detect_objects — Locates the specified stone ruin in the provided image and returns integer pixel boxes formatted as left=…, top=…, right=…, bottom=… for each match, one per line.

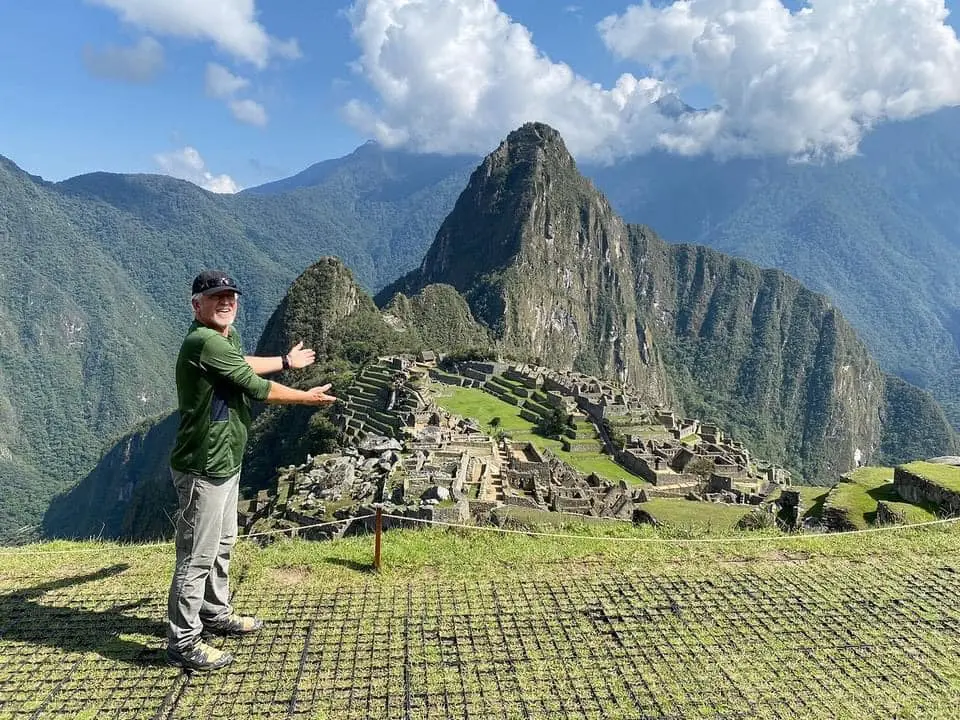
left=240, top=353, right=792, bottom=540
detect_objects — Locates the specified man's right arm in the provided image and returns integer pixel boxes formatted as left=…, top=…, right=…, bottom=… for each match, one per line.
left=200, top=334, right=336, bottom=407
left=265, top=381, right=337, bottom=406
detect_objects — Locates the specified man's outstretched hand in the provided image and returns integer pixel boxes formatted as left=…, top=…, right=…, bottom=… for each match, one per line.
left=305, top=383, right=337, bottom=405
left=287, top=341, right=316, bottom=369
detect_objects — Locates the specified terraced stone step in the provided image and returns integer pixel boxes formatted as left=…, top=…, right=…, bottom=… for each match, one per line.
left=484, top=384, right=522, bottom=406
left=462, top=367, right=492, bottom=383
left=348, top=386, right=386, bottom=402
left=361, top=415, right=397, bottom=438
left=429, top=369, right=465, bottom=386
left=361, top=366, right=396, bottom=382
left=564, top=425, right=599, bottom=440
left=522, top=400, right=554, bottom=418
left=561, top=439, right=604, bottom=453
left=485, top=375, right=516, bottom=394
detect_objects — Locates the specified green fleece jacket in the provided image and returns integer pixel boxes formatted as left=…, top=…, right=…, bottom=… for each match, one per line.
left=169, top=321, right=271, bottom=478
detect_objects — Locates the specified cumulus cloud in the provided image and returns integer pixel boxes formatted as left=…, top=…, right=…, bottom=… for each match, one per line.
left=154, top=146, right=241, bottom=193
left=345, top=0, right=674, bottom=160
left=205, top=62, right=249, bottom=98
left=599, top=0, right=960, bottom=159
left=82, top=36, right=164, bottom=83
left=86, top=0, right=299, bottom=68
left=345, top=0, right=960, bottom=161
left=228, top=98, right=269, bottom=126
left=203, top=62, right=268, bottom=126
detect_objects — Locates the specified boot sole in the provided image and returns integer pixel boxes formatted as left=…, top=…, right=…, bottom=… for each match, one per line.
left=166, top=654, right=234, bottom=672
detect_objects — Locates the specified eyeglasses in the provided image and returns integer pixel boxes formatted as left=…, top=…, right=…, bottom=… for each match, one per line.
left=202, top=277, right=237, bottom=291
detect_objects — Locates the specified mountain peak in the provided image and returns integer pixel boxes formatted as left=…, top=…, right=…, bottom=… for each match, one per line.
left=503, top=122, right=568, bottom=150
left=488, top=122, right=577, bottom=174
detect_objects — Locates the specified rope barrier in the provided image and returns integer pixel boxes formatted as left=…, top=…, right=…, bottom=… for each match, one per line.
left=0, top=515, right=376, bottom=557
left=0, top=510, right=957, bottom=556
left=244, top=514, right=376, bottom=539
left=377, top=512, right=960, bottom=544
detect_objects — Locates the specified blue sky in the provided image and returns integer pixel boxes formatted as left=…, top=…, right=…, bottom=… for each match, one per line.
left=2, top=0, right=959, bottom=191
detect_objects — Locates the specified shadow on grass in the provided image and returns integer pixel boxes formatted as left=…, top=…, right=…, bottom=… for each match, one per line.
left=0, top=564, right=168, bottom=666
left=801, top=487, right=832, bottom=521
left=865, top=483, right=942, bottom=521
left=322, top=557, right=375, bottom=573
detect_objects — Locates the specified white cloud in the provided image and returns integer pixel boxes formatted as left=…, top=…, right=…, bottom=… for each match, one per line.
left=598, top=0, right=960, bottom=159
left=154, top=146, right=241, bottom=193
left=86, top=0, right=298, bottom=68
left=345, top=0, right=674, bottom=160
left=205, top=62, right=249, bottom=98
left=344, top=0, right=960, bottom=161
left=82, top=36, right=164, bottom=83
left=228, top=98, right=269, bottom=126
left=203, top=62, right=268, bottom=126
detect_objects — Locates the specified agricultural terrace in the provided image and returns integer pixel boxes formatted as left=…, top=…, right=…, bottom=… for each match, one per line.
left=2, top=522, right=960, bottom=719
left=823, top=467, right=938, bottom=530
left=432, top=383, right=644, bottom=486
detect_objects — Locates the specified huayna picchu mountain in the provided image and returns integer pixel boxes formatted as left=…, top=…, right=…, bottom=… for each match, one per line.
left=377, top=123, right=671, bottom=406
left=378, top=123, right=956, bottom=482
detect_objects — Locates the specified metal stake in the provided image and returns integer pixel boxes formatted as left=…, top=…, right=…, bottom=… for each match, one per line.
left=374, top=505, right=383, bottom=572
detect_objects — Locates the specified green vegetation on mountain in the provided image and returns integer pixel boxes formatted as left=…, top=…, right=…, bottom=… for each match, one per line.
left=381, top=284, right=491, bottom=353
left=588, top=107, right=960, bottom=428
left=878, top=376, right=958, bottom=466
left=0, top=145, right=470, bottom=539
left=633, top=230, right=896, bottom=482
left=42, top=413, right=178, bottom=542
left=0, top=158, right=180, bottom=541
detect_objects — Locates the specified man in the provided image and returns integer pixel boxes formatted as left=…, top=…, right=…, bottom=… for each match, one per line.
left=166, top=270, right=336, bottom=672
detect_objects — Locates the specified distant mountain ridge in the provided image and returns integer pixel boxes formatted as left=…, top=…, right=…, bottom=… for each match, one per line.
left=587, top=107, right=960, bottom=425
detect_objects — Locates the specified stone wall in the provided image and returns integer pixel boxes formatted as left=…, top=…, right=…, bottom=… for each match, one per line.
left=894, top=466, right=960, bottom=515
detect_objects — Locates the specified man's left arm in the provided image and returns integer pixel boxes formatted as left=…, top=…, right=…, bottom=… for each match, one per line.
left=245, top=341, right=316, bottom=376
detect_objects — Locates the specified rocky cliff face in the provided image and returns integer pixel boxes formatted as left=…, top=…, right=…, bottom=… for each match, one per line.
left=630, top=228, right=884, bottom=479
left=379, top=122, right=951, bottom=481
left=379, top=124, right=671, bottom=406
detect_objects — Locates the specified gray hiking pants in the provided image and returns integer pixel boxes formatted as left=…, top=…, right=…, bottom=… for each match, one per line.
left=166, top=467, right=240, bottom=652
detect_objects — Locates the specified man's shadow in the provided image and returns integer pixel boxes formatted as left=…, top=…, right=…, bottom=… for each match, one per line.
left=0, top=563, right=169, bottom=666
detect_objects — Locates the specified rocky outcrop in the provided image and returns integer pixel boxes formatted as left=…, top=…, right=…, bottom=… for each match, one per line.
left=876, top=501, right=906, bottom=526
left=378, top=123, right=671, bottom=405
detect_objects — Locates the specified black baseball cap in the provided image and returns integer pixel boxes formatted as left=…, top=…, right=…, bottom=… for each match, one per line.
left=192, top=270, right=242, bottom=296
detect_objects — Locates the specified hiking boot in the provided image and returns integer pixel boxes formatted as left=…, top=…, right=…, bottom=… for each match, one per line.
left=166, top=641, right=233, bottom=672
left=203, top=613, right=264, bottom=637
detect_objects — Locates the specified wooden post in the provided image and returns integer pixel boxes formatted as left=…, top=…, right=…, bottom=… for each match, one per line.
left=373, top=505, right=383, bottom=572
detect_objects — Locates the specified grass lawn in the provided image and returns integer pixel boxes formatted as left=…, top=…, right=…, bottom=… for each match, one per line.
left=433, top=384, right=648, bottom=486
left=824, top=467, right=894, bottom=529
left=5, top=526, right=960, bottom=718
left=642, top=498, right=752, bottom=530
left=821, top=466, right=936, bottom=529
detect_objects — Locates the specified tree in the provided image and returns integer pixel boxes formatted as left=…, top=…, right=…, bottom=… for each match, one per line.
left=686, top=456, right=715, bottom=494
left=537, top=408, right=568, bottom=440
